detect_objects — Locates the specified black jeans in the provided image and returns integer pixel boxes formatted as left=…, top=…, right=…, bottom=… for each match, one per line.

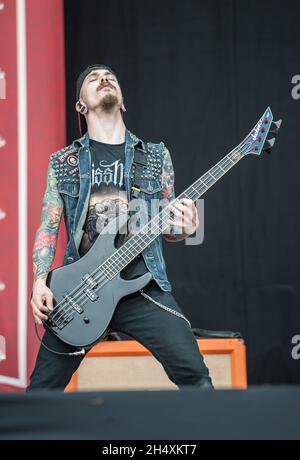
left=27, top=280, right=213, bottom=391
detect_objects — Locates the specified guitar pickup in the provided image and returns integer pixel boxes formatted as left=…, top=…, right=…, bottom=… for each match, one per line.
left=84, top=288, right=99, bottom=302
left=82, top=273, right=98, bottom=289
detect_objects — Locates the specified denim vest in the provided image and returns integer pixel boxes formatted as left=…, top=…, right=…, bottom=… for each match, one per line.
left=50, top=128, right=172, bottom=292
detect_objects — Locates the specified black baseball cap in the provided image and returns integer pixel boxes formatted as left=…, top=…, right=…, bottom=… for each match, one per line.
left=76, top=64, right=117, bottom=136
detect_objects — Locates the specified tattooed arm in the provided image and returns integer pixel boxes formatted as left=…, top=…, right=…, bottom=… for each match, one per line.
left=32, top=160, right=63, bottom=281
left=161, top=147, right=198, bottom=242
left=31, top=160, right=63, bottom=324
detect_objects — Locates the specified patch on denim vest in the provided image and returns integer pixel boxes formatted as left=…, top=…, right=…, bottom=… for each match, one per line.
left=50, top=144, right=80, bottom=184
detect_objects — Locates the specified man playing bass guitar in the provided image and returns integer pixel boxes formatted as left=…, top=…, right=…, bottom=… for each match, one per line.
left=27, top=64, right=213, bottom=391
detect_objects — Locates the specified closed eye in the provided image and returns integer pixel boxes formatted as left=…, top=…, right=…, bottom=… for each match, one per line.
left=88, top=75, right=116, bottom=83
left=89, top=74, right=116, bottom=83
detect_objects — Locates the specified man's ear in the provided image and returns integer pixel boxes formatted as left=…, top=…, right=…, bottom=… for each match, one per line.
left=121, top=102, right=126, bottom=113
left=75, top=100, right=87, bottom=114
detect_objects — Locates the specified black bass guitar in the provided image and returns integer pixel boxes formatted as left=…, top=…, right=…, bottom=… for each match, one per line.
left=44, top=107, right=281, bottom=348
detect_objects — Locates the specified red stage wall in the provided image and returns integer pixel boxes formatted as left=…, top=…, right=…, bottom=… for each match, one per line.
left=0, top=0, right=66, bottom=391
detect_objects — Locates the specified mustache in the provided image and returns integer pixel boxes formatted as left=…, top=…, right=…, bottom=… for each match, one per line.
left=97, top=82, right=114, bottom=92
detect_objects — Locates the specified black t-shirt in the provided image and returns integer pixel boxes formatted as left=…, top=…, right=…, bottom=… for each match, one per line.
left=78, top=139, right=147, bottom=279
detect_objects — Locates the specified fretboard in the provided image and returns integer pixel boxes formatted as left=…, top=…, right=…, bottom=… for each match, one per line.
left=101, top=147, right=243, bottom=279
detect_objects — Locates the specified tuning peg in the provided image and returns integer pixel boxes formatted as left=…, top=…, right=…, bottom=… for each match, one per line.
left=269, top=119, right=282, bottom=135
left=264, top=137, right=276, bottom=154
left=265, top=138, right=276, bottom=148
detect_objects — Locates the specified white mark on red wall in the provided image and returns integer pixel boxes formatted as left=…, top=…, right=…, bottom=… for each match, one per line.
left=0, top=336, right=6, bottom=362
left=0, top=69, right=5, bottom=100
left=0, top=208, right=6, bottom=220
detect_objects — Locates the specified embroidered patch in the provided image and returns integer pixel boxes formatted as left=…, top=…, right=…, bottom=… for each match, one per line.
left=68, top=166, right=79, bottom=175
left=56, top=147, right=77, bottom=163
left=66, top=154, right=78, bottom=167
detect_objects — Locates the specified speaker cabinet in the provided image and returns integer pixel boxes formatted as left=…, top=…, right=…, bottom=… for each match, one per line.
left=66, top=338, right=247, bottom=391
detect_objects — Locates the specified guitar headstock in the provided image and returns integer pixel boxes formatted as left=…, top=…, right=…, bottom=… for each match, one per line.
left=239, top=107, right=282, bottom=156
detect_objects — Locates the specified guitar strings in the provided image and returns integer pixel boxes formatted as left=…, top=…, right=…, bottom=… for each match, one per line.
left=50, top=146, right=244, bottom=326
left=50, top=147, right=244, bottom=326
left=49, top=146, right=246, bottom=326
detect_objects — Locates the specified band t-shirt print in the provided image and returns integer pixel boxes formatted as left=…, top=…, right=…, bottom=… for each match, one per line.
left=78, top=139, right=147, bottom=278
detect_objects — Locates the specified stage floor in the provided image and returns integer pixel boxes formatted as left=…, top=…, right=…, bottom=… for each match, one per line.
left=0, top=386, right=299, bottom=440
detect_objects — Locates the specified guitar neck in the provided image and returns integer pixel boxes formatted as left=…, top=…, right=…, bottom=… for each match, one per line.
left=102, top=147, right=244, bottom=278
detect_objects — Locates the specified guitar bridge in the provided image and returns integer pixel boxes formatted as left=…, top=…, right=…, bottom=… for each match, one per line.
left=65, top=294, right=83, bottom=314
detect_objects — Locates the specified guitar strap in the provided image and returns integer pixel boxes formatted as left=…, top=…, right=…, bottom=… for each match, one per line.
left=129, top=145, right=192, bottom=326
left=130, top=142, right=149, bottom=199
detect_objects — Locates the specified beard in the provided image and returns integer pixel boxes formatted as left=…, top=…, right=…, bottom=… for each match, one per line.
left=99, top=93, right=119, bottom=112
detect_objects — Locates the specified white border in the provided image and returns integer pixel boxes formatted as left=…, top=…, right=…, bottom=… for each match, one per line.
left=0, top=0, right=27, bottom=388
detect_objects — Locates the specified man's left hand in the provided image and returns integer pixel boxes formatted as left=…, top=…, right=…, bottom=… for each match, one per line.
left=167, top=198, right=199, bottom=237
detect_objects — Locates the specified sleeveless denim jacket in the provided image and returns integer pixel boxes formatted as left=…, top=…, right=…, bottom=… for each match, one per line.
left=49, top=129, right=172, bottom=292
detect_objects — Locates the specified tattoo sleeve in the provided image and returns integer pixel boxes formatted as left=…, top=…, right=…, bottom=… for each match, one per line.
left=161, top=147, right=186, bottom=242
left=32, top=160, right=64, bottom=281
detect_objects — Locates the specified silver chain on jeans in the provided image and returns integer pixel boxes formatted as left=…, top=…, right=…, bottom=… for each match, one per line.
left=139, top=289, right=192, bottom=328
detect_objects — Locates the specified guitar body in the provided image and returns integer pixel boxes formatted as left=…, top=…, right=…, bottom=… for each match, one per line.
left=44, top=213, right=152, bottom=348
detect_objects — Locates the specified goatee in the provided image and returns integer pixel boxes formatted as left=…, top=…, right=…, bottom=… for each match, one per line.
left=99, top=93, right=119, bottom=112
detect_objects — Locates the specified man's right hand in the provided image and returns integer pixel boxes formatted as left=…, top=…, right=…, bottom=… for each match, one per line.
left=31, top=279, right=54, bottom=325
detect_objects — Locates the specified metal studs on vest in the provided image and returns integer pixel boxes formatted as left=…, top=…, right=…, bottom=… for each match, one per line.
left=50, top=144, right=80, bottom=186
left=138, top=148, right=161, bottom=181
left=141, top=144, right=163, bottom=181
